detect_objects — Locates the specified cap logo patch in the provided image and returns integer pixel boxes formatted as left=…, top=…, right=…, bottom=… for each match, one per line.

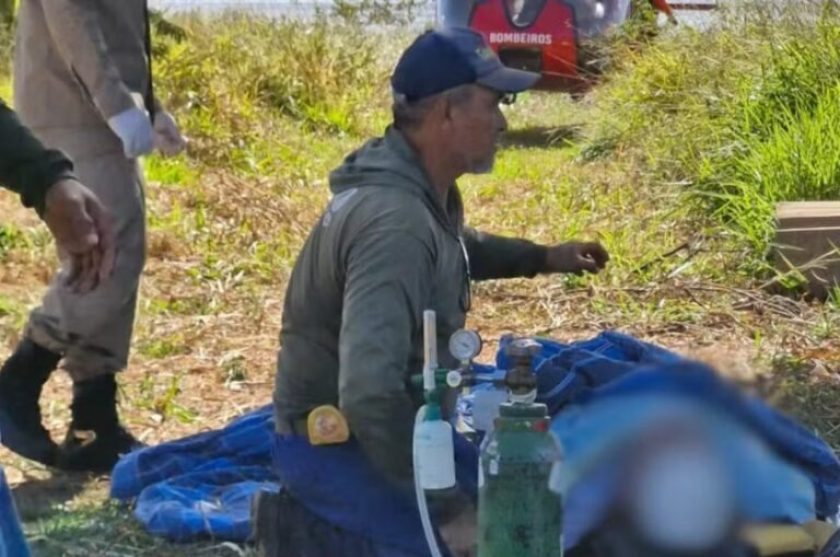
left=476, top=46, right=496, bottom=60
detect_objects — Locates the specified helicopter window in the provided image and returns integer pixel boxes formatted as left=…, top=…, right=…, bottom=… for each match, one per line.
left=566, top=0, right=633, bottom=36
left=504, top=0, right=547, bottom=28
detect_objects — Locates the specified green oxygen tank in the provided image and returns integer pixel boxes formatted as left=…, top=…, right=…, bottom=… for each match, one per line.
left=478, top=338, right=563, bottom=557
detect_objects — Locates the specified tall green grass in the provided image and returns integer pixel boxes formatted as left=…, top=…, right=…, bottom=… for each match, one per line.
left=586, top=0, right=840, bottom=276
left=151, top=13, right=406, bottom=177
left=705, top=19, right=840, bottom=258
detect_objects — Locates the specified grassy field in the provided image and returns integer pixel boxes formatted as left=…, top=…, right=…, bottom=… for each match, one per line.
left=2, top=2, right=840, bottom=555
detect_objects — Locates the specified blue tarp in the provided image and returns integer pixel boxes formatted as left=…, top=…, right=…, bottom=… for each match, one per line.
left=110, top=331, right=840, bottom=548
left=0, top=467, right=30, bottom=557
left=111, top=407, right=278, bottom=541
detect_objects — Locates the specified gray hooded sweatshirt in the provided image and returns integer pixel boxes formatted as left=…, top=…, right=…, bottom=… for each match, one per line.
left=274, top=127, right=548, bottom=486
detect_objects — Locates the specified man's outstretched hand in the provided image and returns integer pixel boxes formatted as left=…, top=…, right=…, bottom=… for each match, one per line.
left=43, top=179, right=116, bottom=294
left=545, top=241, right=609, bottom=276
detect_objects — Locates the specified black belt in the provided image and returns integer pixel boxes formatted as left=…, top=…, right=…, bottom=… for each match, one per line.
left=277, top=415, right=309, bottom=438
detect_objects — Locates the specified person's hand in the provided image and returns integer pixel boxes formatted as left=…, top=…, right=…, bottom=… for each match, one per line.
left=545, top=241, right=609, bottom=275
left=153, top=111, right=187, bottom=157
left=43, top=179, right=116, bottom=293
left=107, top=107, right=154, bottom=159
left=439, top=502, right=477, bottom=557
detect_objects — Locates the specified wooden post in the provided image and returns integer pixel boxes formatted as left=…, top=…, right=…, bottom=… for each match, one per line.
left=773, top=201, right=840, bottom=300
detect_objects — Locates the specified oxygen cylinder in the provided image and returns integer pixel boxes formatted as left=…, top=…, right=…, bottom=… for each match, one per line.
left=478, top=338, right=563, bottom=557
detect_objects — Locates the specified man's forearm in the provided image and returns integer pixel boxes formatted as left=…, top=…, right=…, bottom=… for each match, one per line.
left=462, top=227, right=548, bottom=281
left=0, top=102, right=76, bottom=216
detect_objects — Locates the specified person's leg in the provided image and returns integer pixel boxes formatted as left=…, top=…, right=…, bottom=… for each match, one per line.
left=0, top=339, right=62, bottom=465
left=254, top=433, right=460, bottom=556
left=14, top=151, right=147, bottom=472
left=54, top=152, right=146, bottom=472
left=252, top=488, right=437, bottom=557
left=0, top=147, right=144, bottom=467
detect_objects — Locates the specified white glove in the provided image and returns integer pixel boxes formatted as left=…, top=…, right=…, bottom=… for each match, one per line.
left=107, top=107, right=155, bottom=159
left=153, top=111, right=187, bottom=157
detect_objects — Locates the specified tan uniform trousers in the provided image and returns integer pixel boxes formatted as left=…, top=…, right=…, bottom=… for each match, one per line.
left=24, top=128, right=146, bottom=382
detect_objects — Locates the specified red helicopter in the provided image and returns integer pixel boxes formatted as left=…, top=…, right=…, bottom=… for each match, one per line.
left=438, top=0, right=716, bottom=93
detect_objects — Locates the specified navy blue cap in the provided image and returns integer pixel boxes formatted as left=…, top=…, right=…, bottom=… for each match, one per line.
left=391, top=27, right=540, bottom=103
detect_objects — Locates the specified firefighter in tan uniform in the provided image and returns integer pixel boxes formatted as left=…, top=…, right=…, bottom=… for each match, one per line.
left=0, top=0, right=186, bottom=472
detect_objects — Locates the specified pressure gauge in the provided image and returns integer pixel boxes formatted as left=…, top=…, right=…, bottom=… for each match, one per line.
left=449, top=329, right=482, bottom=361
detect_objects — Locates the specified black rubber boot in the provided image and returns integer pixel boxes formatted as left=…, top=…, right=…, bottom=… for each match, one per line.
left=56, top=374, right=141, bottom=473
left=0, top=338, right=61, bottom=466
